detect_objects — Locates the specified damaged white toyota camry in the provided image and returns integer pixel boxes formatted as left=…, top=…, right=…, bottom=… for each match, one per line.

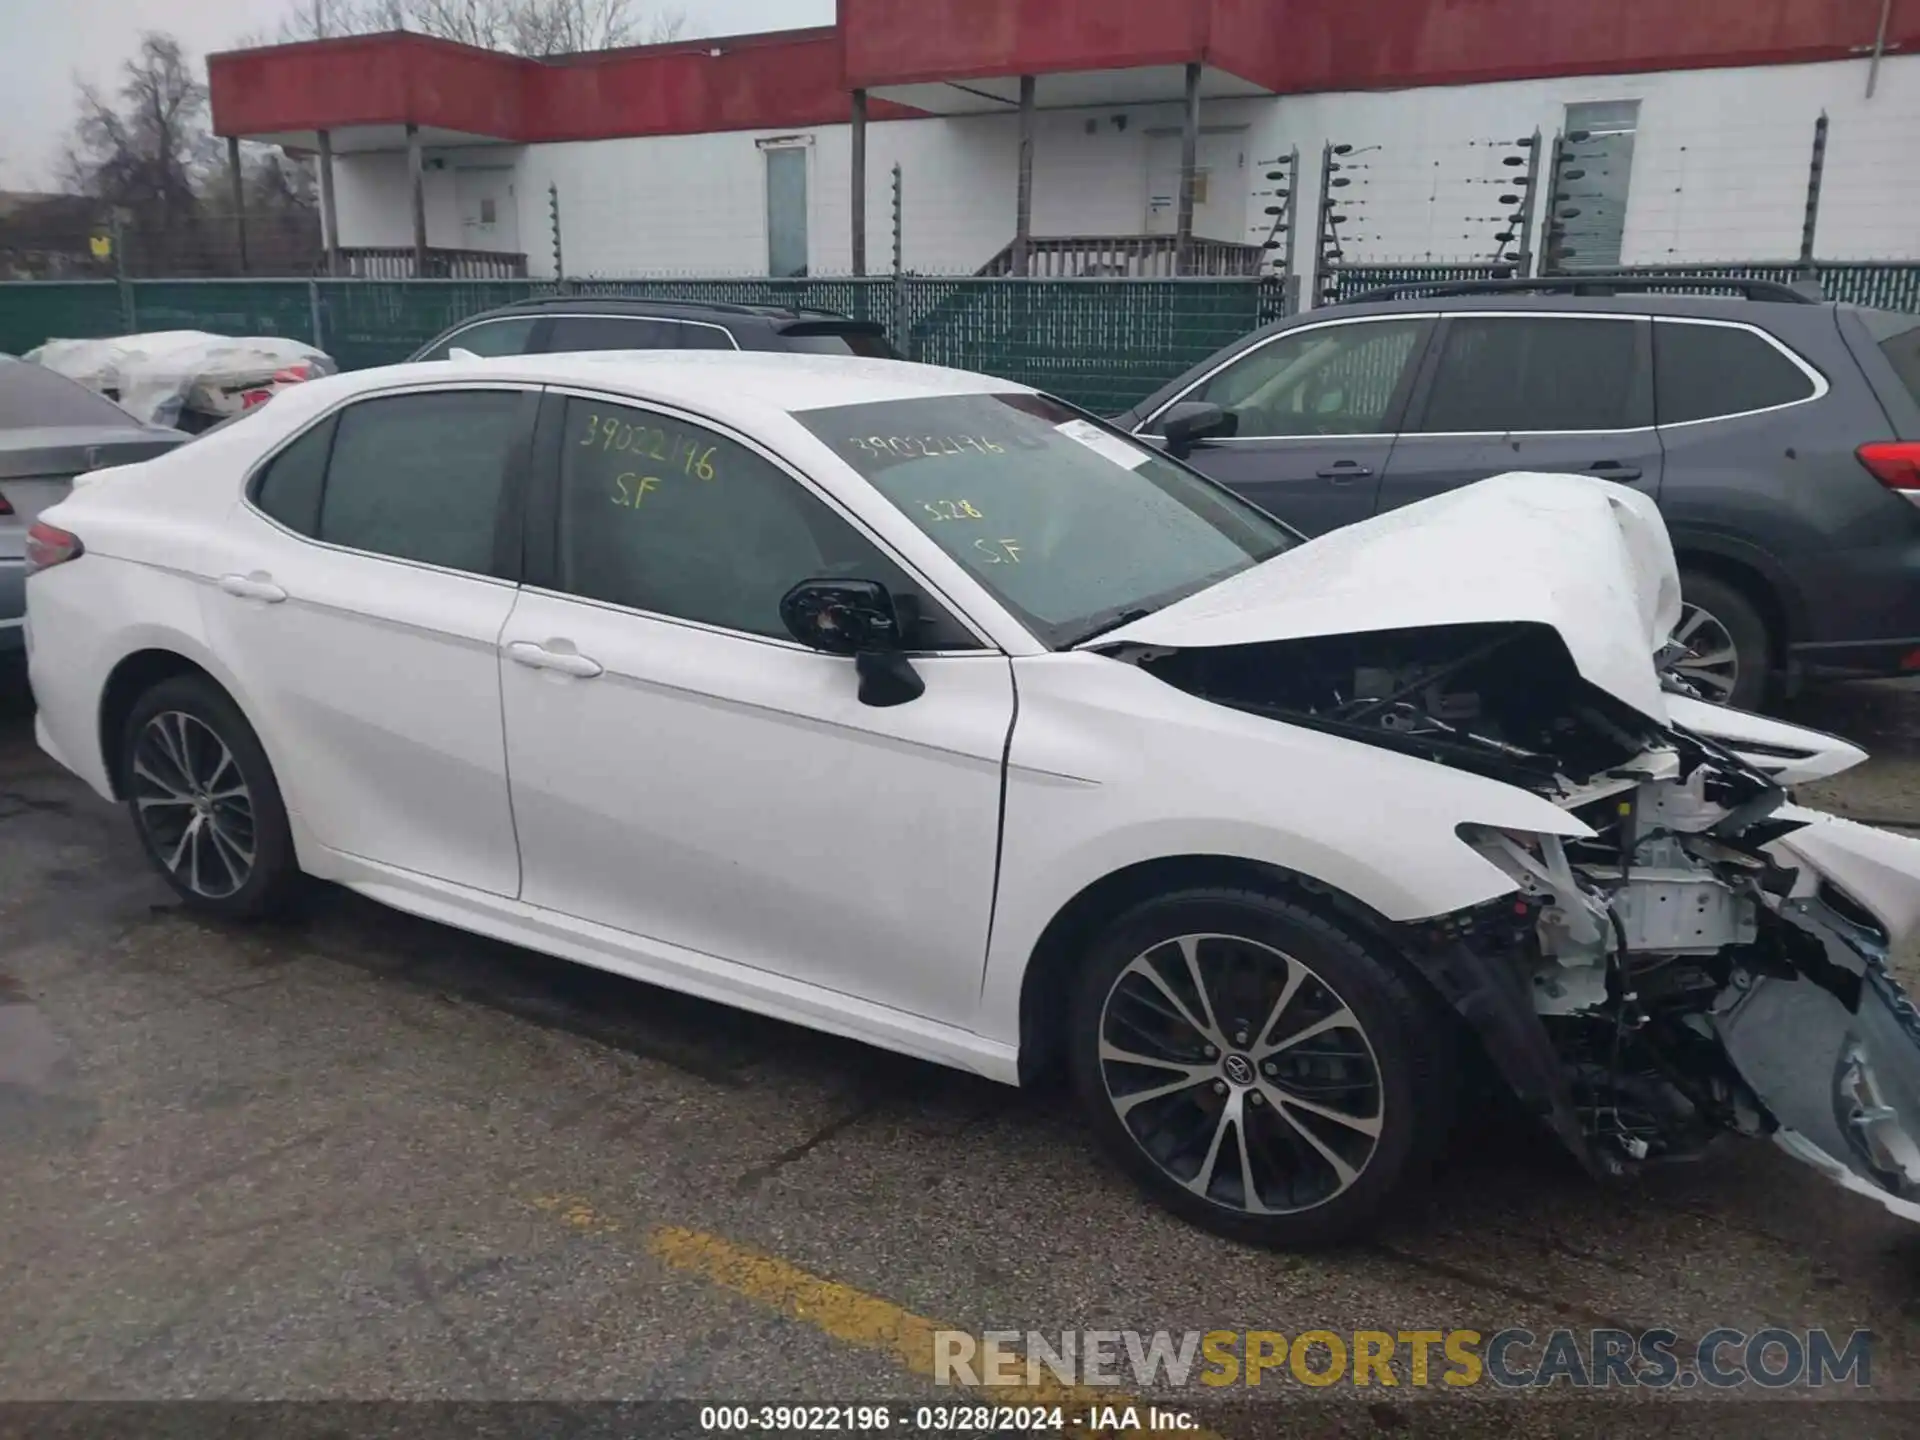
left=23, top=352, right=1920, bottom=1246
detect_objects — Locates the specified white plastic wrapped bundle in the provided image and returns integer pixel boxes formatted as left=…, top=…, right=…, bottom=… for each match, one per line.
left=26, top=331, right=337, bottom=429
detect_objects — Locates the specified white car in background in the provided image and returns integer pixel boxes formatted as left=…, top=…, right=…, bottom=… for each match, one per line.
left=23, top=351, right=1920, bottom=1245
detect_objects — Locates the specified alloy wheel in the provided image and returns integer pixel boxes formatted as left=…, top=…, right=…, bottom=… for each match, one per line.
left=1097, top=933, right=1384, bottom=1215
left=1668, top=602, right=1740, bottom=705
left=130, top=711, right=257, bottom=900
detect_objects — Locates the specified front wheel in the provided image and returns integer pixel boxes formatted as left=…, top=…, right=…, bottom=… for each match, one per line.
left=121, top=674, right=300, bottom=918
left=1068, top=887, right=1454, bottom=1247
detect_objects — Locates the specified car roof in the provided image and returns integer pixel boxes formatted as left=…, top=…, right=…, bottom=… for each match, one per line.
left=327, top=350, right=1029, bottom=423
left=463, top=296, right=872, bottom=324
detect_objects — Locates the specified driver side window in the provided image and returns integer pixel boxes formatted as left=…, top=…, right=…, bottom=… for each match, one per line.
left=1179, top=318, right=1426, bottom=438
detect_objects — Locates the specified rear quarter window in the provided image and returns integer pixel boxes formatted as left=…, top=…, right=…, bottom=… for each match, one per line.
left=1654, top=321, right=1819, bottom=424
left=1877, top=321, right=1920, bottom=409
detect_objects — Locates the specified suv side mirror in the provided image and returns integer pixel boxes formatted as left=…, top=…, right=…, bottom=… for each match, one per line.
left=1159, top=401, right=1238, bottom=458
left=779, top=579, right=926, bottom=707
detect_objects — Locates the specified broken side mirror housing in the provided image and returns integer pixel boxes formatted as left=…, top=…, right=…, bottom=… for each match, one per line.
left=778, top=578, right=926, bottom=708
left=1159, top=401, right=1238, bottom=458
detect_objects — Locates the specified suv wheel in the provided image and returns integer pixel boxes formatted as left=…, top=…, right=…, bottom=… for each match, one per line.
left=1673, top=572, right=1771, bottom=710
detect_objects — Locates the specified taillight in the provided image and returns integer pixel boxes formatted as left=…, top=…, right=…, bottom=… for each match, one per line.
left=24, top=521, right=83, bottom=574
left=0, top=490, right=13, bottom=515
left=1858, top=441, right=1920, bottom=504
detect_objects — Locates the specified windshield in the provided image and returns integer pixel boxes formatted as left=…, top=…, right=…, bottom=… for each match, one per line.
left=792, top=392, right=1296, bottom=647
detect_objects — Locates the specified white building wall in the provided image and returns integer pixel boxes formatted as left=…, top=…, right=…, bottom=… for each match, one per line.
left=1243, top=53, right=1920, bottom=300
left=332, top=154, right=478, bottom=253
left=324, top=53, right=1919, bottom=283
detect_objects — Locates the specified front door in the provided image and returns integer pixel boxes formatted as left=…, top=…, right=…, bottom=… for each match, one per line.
left=198, top=385, right=538, bottom=896
left=498, top=391, right=1014, bottom=1025
left=1134, top=315, right=1433, bottom=537
left=1376, top=313, right=1664, bottom=515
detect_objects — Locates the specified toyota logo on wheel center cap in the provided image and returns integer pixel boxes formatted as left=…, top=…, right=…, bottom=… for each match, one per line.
left=1222, top=1053, right=1256, bottom=1087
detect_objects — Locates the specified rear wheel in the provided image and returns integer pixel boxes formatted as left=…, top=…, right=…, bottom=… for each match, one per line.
left=1068, top=887, right=1453, bottom=1247
left=121, top=675, right=299, bottom=918
left=1673, top=571, right=1772, bottom=710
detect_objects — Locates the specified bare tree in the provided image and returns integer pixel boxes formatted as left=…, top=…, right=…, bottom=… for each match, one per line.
left=275, top=0, right=363, bottom=39
left=66, top=33, right=215, bottom=273
left=246, top=0, right=685, bottom=54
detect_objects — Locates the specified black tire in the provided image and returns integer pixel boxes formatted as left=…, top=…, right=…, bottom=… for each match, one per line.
left=1068, top=886, right=1454, bottom=1248
left=1675, top=571, right=1773, bottom=711
left=121, top=674, right=300, bottom=919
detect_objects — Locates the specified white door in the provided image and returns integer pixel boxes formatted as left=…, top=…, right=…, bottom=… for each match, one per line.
left=198, top=386, right=537, bottom=896
left=498, top=392, right=1014, bottom=1025
left=455, top=167, right=520, bottom=252
left=1145, top=129, right=1250, bottom=242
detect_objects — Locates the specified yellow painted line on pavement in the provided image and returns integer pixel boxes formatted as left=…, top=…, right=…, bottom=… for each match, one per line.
left=647, top=1224, right=1227, bottom=1440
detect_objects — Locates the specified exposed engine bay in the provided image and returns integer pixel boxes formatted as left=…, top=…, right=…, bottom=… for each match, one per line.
left=1119, top=620, right=1920, bottom=1221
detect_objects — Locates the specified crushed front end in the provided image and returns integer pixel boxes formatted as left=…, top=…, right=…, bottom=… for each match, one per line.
left=1129, top=620, right=1920, bottom=1220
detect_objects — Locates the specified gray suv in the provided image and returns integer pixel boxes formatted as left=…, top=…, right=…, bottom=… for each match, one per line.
left=1118, top=278, right=1920, bottom=709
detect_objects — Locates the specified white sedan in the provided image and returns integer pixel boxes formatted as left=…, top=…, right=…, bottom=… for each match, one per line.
left=24, top=351, right=1920, bottom=1246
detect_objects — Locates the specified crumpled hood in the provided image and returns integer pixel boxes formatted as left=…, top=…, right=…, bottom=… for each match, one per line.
left=1091, top=472, right=1685, bottom=723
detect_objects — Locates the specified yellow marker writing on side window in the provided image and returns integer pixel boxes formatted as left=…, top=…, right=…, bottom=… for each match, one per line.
left=612, top=474, right=661, bottom=508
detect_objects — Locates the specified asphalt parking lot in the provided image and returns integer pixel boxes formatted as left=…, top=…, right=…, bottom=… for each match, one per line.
left=6, top=668, right=1920, bottom=1437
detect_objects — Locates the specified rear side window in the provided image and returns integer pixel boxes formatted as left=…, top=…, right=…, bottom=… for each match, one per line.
left=418, top=316, right=539, bottom=362
left=1414, top=316, right=1648, bottom=432
left=317, top=391, right=524, bottom=573
left=1877, top=322, right=1920, bottom=409
left=253, top=415, right=336, bottom=535
left=1654, top=321, right=1819, bottom=424
left=548, top=316, right=691, bottom=351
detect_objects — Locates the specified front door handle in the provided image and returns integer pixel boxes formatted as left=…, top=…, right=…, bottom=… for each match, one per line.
left=507, top=641, right=604, bottom=679
left=1316, top=462, right=1373, bottom=482
left=218, top=572, right=287, bottom=603
left=1588, top=461, right=1644, bottom=482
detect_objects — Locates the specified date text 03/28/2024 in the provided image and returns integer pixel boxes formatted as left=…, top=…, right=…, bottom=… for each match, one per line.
left=699, top=1406, right=1198, bottom=1433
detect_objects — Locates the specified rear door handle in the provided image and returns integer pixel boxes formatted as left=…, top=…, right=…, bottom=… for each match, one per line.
left=507, top=641, right=604, bottom=679
left=1316, top=462, right=1374, bottom=482
left=218, top=572, right=287, bottom=603
left=1588, top=462, right=1644, bottom=481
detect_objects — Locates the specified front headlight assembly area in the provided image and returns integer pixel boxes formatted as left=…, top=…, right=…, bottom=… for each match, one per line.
left=1446, top=809, right=1920, bottom=1221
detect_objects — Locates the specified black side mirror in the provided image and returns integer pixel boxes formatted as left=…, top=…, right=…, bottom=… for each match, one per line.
left=779, top=579, right=926, bottom=708
left=1159, top=401, right=1238, bottom=458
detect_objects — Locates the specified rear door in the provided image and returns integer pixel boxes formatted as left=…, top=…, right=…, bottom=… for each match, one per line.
left=1131, top=314, right=1433, bottom=537
left=1375, top=312, right=1663, bottom=514
left=199, top=384, right=538, bottom=896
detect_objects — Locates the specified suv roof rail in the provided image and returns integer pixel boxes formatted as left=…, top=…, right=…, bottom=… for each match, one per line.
left=1345, top=274, right=1825, bottom=305
left=505, top=295, right=794, bottom=318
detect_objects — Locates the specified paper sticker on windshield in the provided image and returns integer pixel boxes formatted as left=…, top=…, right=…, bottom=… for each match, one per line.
left=1056, top=418, right=1149, bottom=471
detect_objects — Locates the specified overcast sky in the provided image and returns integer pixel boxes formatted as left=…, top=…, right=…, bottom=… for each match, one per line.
left=0, top=0, right=836, bottom=189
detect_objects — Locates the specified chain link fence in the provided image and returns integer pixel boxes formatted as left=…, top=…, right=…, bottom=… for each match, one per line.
left=0, top=275, right=1290, bottom=414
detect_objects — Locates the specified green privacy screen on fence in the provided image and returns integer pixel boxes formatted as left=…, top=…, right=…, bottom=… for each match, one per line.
left=5, top=266, right=1915, bottom=414
left=0, top=277, right=1288, bottom=415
